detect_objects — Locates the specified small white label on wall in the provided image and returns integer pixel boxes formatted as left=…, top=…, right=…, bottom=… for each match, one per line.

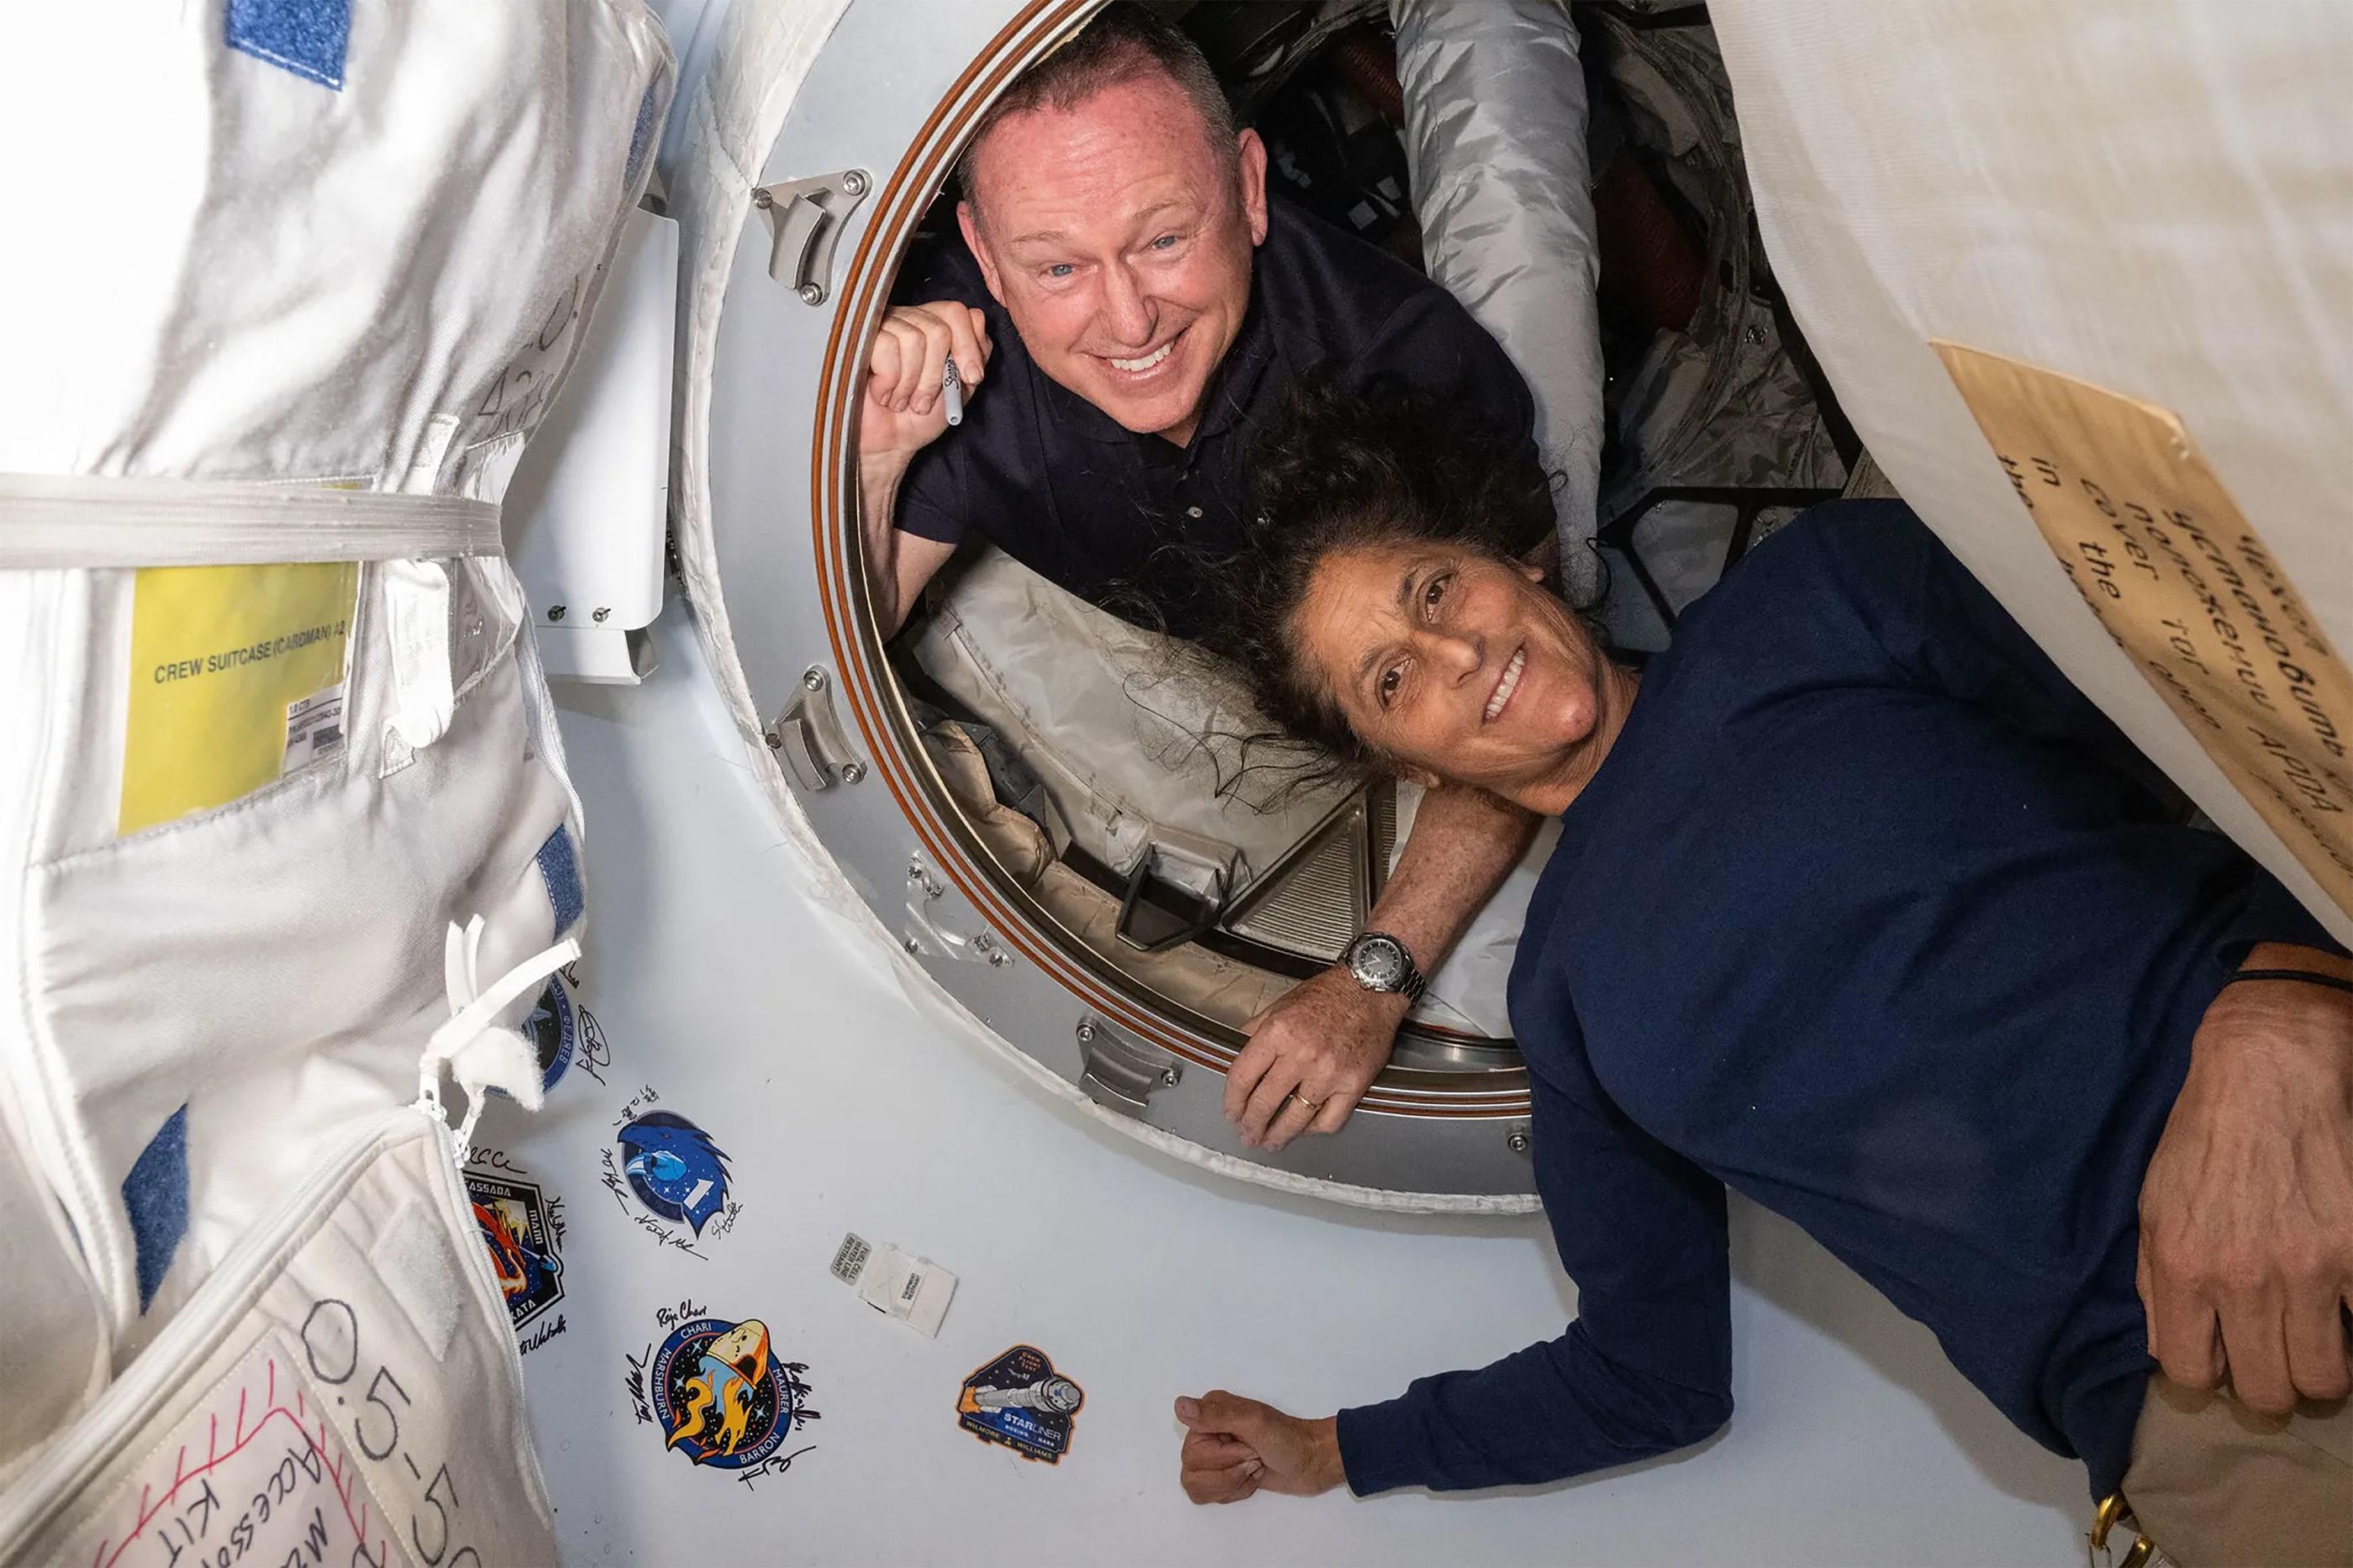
left=830, top=1233, right=957, bottom=1338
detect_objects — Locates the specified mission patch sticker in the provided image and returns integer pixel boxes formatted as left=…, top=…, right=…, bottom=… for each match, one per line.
left=598, top=1085, right=743, bottom=1258
left=625, top=1301, right=819, bottom=1483
left=957, top=1344, right=1085, bottom=1465
left=465, top=1167, right=565, bottom=1345
left=523, top=973, right=578, bottom=1092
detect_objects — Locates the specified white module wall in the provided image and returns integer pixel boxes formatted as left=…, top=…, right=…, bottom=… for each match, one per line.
left=483, top=609, right=2087, bottom=1565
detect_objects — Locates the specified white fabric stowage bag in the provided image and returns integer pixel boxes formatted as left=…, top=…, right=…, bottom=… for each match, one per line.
left=0, top=0, right=672, bottom=1495
left=1711, top=0, right=2353, bottom=944
left=0, top=1111, right=556, bottom=1568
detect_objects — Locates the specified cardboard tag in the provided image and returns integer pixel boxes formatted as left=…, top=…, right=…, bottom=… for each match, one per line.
left=1934, top=343, right=2353, bottom=920
left=120, top=561, right=359, bottom=834
left=829, top=1233, right=955, bottom=1338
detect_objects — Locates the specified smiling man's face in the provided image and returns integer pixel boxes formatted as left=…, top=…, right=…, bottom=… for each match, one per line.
left=958, top=71, right=1267, bottom=447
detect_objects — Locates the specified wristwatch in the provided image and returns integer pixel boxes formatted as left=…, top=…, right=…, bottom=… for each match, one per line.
left=1341, top=931, right=1427, bottom=1002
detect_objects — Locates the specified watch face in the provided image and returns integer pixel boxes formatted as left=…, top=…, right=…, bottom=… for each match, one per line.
left=1353, top=937, right=1408, bottom=989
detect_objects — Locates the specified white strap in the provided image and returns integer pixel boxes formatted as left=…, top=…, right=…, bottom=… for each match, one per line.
left=0, top=472, right=503, bottom=568
left=418, top=917, right=582, bottom=1163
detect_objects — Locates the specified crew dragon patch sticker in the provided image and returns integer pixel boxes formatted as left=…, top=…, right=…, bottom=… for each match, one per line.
left=957, top=1345, right=1085, bottom=1465
left=598, top=1086, right=742, bottom=1257
left=626, top=1302, right=819, bottom=1486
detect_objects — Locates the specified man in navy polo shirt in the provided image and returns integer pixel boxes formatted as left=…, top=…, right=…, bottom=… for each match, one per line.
left=855, top=4, right=1554, bottom=1147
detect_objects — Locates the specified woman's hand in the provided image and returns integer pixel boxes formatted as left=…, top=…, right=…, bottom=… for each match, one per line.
left=1225, top=967, right=1408, bottom=1149
left=858, top=302, right=991, bottom=469
left=1175, top=1392, right=1346, bottom=1503
left=1224, top=785, right=1540, bottom=1150
left=2137, top=946, right=2353, bottom=1413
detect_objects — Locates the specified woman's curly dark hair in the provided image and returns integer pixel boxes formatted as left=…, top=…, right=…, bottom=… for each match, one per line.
left=1191, top=374, right=1556, bottom=780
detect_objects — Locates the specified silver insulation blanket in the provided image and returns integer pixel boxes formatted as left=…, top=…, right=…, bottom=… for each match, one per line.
left=1392, top=0, right=1605, bottom=603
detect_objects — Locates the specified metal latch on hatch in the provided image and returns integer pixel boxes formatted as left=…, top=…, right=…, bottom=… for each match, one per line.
left=753, top=168, right=871, bottom=306
left=1075, top=1017, right=1182, bottom=1118
left=766, top=666, right=866, bottom=791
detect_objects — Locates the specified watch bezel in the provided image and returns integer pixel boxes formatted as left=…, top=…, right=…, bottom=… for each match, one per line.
left=1346, top=932, right=1424, bottom=999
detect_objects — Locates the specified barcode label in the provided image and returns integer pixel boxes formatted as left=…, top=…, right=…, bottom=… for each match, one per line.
left=282, top=684, right=347, bottom=773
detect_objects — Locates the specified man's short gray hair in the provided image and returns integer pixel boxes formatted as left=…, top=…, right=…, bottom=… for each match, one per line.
left=956, top=3, right=1240, bottom=221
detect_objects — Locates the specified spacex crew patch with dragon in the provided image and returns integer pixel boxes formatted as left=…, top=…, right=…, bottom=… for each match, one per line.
left=957, top=1344, right=1085, bottom=1464
left=466, top=1166, right=566, bottom=1345
left=598, top=1085, right=742, bottom=1257
left=625, top=1301, right=819, bottom=1483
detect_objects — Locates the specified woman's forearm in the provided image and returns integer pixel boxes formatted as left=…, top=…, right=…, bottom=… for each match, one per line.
left=1369, top=782, right=1539, bottom=971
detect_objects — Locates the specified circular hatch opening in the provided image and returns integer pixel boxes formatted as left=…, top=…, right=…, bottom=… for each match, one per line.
left=709, top=0, right=1852, bottom=1189
left=807, top=0, right=1532, bottom=1123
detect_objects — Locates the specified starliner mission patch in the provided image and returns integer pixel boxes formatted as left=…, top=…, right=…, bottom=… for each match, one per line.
left=957, top=1344, right=1085, bottom=1465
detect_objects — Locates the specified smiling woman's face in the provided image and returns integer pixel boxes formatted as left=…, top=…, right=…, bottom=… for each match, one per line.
left=1291, top=540, right=1619, bottom=808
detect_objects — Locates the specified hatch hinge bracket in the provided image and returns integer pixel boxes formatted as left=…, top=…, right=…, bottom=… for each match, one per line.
left=1075, top=1018, right=1182, bottom=1118
left=752, top=168, right=871, bottom=305
left=765, top=665, right=866, bottom=791
left=899, top=853, right=1009, bottom=966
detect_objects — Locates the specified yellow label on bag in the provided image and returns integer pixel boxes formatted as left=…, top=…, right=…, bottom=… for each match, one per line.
left=119, top=562, right=359, bottom=835
left=1935, top=342, right=2353, bottom=919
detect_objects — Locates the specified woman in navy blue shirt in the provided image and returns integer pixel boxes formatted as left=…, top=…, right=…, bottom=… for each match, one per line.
left=1170, top=388, right=2353, bottom=1564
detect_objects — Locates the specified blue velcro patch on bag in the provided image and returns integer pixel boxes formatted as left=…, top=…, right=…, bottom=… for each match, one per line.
left=625, top=84, right=660, bottom=187
left=225, top=0, right=350, bottom=90
left=124, top=1105, right=191, bottom=1313
left=537, top=825, right=584, bottom=934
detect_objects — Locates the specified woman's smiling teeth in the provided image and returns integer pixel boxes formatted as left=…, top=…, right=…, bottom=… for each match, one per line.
left=1482, top=645, right=1526, bottom=723
left=1107, top=339, right=1176, bottom=373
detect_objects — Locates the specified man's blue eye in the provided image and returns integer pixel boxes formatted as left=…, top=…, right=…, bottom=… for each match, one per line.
left=1046, top=263, right=1075, bottom=279
left=1152, top=234, right=1178, bottom=250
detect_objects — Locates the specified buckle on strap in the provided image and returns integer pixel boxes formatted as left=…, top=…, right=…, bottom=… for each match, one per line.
left=2090, top=1494, right=2159, bottom=1568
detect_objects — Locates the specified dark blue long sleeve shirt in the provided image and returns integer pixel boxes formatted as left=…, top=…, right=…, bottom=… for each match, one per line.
left=1337, top=502, right=2343, bottom=1500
